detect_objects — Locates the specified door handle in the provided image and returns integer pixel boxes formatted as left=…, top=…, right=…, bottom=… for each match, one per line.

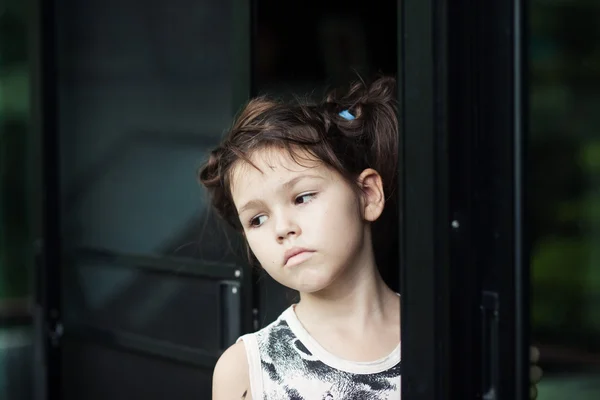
left=481, top=291, right=499, bottom=400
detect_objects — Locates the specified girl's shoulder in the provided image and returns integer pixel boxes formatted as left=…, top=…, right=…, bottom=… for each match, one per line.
left=214, top=306, right=296, bottom=400
left=229, top=306, right=296, bottom=399
left=212, top=341, right=251, bottom=399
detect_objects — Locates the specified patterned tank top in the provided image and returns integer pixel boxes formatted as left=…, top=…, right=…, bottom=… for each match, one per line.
left=237, top=305, right=401, bottom=399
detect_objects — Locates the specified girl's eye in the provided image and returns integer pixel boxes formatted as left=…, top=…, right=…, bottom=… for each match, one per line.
left=250, top=215, right=267, bottom=228
left=295, top=193, right=316, bottom=205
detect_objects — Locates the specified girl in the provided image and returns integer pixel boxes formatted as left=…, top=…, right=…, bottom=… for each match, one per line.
left=199, top=77, right=542, bottom=399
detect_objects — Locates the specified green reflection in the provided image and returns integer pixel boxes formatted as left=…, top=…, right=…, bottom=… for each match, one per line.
left=530, top=0, right=600, bottom=397
left=0, top=2, right=31, bottom=300
left=0, top=3, right=34, bottom=399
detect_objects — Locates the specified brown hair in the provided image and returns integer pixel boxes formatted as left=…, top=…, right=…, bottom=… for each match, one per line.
left=198, top=76, right=398, bottom=232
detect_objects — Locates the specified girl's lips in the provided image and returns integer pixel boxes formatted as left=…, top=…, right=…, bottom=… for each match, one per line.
left=283, top=247, right=315, bottom=266
left=284, top=250, right=315, bottom=267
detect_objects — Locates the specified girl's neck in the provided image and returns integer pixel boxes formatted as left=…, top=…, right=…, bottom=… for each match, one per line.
left=294, top=251, right=398, bottom=330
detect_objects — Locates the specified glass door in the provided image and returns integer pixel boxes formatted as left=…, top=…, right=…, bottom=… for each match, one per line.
left=33, top=0, right=253, bottom=399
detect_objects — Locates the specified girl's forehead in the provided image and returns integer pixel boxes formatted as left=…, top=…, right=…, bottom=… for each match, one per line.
left=229, top=147, right=329, bottom=195
left=232, top=147, right=322, bottom=180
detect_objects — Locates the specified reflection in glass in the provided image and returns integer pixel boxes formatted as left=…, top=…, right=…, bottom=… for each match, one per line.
left=0, top=1, right=34, bottom=399
left=530, top=0, right=600, bottom=398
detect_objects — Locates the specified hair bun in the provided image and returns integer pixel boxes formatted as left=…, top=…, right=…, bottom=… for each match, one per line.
left=324, top=76, right=396, bottom=118
left=198, top=147, right=223, bottom=188
left=322, top=76, right=398, bottom=197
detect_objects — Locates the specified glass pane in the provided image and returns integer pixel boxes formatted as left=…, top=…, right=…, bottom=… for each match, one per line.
left=57, top=0, right=239, bottom=262
left=530, top=1, right=600, bottom=398
left=49, top=1, right=245, bottom=398
left=0, top=1, right=34, bottom=399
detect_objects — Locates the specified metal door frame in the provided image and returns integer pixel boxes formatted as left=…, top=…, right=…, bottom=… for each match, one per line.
left=399, top=0, right=528, bottom=398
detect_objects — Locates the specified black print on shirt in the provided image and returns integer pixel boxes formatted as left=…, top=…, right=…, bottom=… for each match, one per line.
left=257, top=319, right=401, bottom=400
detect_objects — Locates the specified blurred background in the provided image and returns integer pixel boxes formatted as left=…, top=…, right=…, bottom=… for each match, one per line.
left=0, top=0, right=599, bottom=398
left=529, top=0, right=600, bottom=398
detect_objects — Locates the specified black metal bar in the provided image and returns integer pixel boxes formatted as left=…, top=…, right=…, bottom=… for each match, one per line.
left=476, top=1, right=528, bottom=398
left=399, top=0, right=451, bottom=398
left=446, top=0, right=529, bottom=398
left=245, top=0, right=264, bottom=332
left=220, top=282, right=242, bottom=349
left=446, top=1, right=482, bottom=397
left=68, top=247, right=243, bottom=281
left=33, top=0, right=62, bottom=397
left=64, top=324, right=220, bottom=370
left=513, top=0, right=529, bottom=396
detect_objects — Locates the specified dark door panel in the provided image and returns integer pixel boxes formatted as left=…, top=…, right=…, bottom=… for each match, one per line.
left=61, top=340, right=213, bottom=400
left=34, top=0, right=252, bottom=398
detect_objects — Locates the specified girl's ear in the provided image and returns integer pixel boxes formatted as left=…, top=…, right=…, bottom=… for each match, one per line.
left=357, top=168, right=385, bottom=222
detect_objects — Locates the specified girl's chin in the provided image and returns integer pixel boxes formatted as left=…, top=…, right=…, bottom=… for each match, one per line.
left=290, top=277, right=339, bottom=295
left=271, top=264, right=345, bottom=293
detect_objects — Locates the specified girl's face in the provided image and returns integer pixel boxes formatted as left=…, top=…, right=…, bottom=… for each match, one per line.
left=230, top=147, right=381, bottom=294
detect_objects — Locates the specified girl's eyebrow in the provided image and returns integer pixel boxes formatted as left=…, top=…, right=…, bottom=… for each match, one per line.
left=280, top=173, right=324, bottom=192
left=237, top=174, right=324, bottom=215
left=238, top=199, right=265, bottom=215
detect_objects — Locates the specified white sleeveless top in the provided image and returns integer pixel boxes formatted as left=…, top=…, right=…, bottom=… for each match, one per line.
left=237, top=306, right=401, bottom=399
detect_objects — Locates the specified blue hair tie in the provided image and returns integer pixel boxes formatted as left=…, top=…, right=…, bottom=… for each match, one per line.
left=339, top=109, right=355, bottom=120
